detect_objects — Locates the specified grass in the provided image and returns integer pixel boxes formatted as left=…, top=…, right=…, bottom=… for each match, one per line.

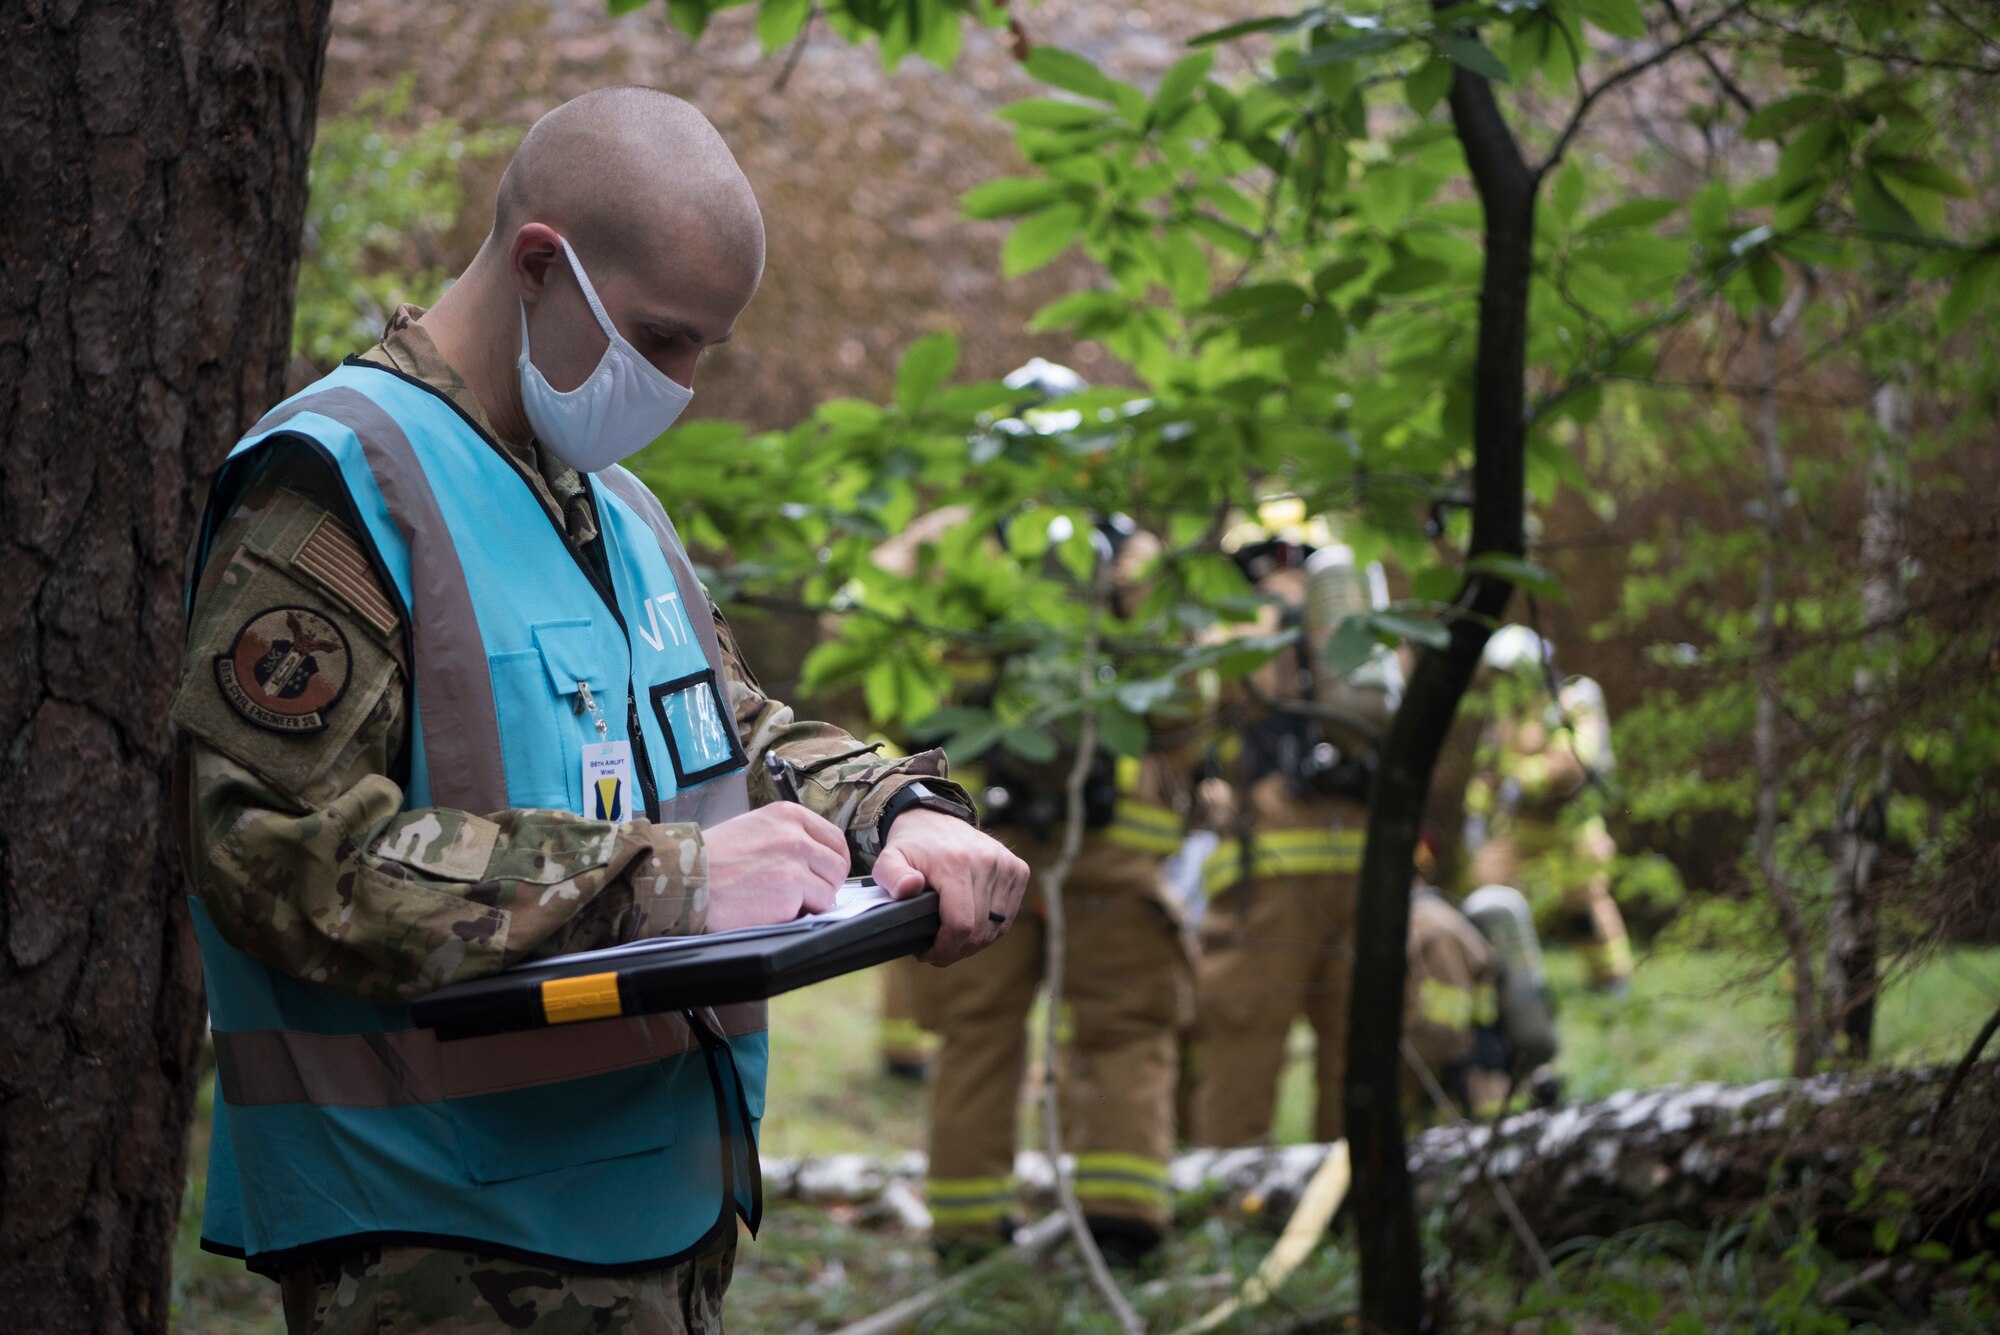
left=171, top=943, right=2000, bottom=1332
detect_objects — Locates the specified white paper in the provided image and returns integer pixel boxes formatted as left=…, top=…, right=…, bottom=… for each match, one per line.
left=530, top=876, right=900, bottom=969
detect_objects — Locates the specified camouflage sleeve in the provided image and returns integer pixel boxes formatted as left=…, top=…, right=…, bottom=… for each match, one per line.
left=173, top=455, right=708, bottom=1004
left=710, top=602, right=974, bottom=868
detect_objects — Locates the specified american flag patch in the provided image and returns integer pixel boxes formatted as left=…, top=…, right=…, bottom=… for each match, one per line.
left=293, top=515, right=398, bottom=637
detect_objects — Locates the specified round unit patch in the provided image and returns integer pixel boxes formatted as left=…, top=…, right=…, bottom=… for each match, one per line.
left=215, top=606, right=352, bottom=734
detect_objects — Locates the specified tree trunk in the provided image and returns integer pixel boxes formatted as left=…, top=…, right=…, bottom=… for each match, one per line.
left=1345, top=44, right=1537, bottom=1333
left=1826, top=377, right=1907, bottom=1062
left=1752, top=296, right=1823, bottom=1076
left=0, top=3, right=332, bottom=1328
left=766, top=1062, right=2000, bottom=1257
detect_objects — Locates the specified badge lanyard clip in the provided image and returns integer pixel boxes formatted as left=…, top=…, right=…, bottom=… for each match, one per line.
left=574, top=679, right=609, bottom=738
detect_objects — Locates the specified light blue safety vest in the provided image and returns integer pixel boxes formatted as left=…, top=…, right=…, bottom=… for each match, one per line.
left=187, top=359, right=766, bottom=1275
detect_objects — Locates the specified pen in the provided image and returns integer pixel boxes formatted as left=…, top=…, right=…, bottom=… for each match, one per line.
left=766, top=752, right=805, bottom=804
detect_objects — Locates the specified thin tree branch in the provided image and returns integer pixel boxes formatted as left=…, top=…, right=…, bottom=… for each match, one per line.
left=1742, top=7, right=2000, bottom=77
left=1538, top=1, right=1752, bottom=180
left=1039, top=565, right=1146, bottom=1335
left=770, top=4, right=818, bottom=93
left=1927, top=1003, right=2000, bottom=1135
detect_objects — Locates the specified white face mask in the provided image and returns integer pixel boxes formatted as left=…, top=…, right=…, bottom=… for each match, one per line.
left=517, top=236, right=693, bottom=474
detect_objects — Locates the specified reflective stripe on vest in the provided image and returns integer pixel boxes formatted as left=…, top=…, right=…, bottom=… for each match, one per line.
left=187, top=362, right=761, bottom=1273
left=1202, top=826, right=1365, bottom=896
left=1102, top=754, right=1183, bottom=854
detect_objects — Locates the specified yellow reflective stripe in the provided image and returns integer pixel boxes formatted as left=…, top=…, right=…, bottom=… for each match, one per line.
left=1115, top=754, right=1142, bottom=793
left=927, top=1176, right=1017, bottom=1200
left=929, top=1202, right=1016, bottom=1225
left=1073, top=1179, right=1171, bottom=1207
left=1417, top=977, right=1474, bottom=1030
left=1204, top=829, right=1364, bottom=895
left=1203, top=840, right=1247, bottom=896
left=1472, top=984, right=1499, bottom=1028
left=1075, top=1152, right=1168, bottom=1182
left=541, top=972, right=623, bottom=1025
left=1107, top=799, right=1181, bottom=848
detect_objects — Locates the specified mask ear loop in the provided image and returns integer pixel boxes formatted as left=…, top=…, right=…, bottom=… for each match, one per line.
left=553, top=235, right=693, bottom=398
left=556, top=235, right=622, bottom=343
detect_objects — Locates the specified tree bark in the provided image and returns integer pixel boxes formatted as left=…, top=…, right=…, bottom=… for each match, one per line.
left=767, top=1062, right=2000, bottom=1256
left=1826, top=378, right=1907, bottom=1061
left=1343, top=39, right=1537, bottom=1334
left=0, top=3, right=332, bottom=1328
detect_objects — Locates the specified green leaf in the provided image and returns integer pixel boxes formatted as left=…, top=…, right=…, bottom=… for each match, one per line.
left=1466, top=553, right=1564, bottom=600
left=755, top=0, right=811, bottom=52
left=1191, top=13, right=1313, bottom=47
left=1410, top=565, right=1460, bottom=605
left=1324, top=616, right=1379, bottom=676
left=664, top=0, right=710, bottom=37
left=1314, top=256, right=1369, bottom=295
left=1370, top=610, right=1450, bottom=649
left=1003, top=202, right=1087, bottom=276
left=1300, top=30, right=1407, bottom=68
left=1575, top=0, right=1645, bottom=39
left=1439, top=35, right=1510, bottom=83
left=608, top=0, right=651, bottom=13
left=1025, top=47, right=1124, bottom=104
left=1582, top=198, right=1679, bottom=234
left=1152, top=51, right=1213, bottom=126
left=1776, top=117, right=1842, bottom=194
left=996, top=99, right=1111, bottom=129
left=1098, top=704, right=1149, bottom=758
left=1207, top=282, right=1311, bottom=317
left=1000, top=726, right=1060, bottom=764
left=908, top=705, right=994, bottom=743
left=1163, top=230, right=1211, bottom=309
left=1373, top=255, right=1449, bottom=295
left=1743, top=93, right=1832, bottom=141
left=895, top=332, right=959, bottom=414
left=1749, top=252, right=1786, bottom=307
left=1872, top=155, right=1974, bottom=199
left=1781, top=34, right=1844, bottom=90
left=962, top=175, right=1070, bottom=220
left=1550, top=163, right=1586, bottom=226
left=1851, top=170, right=1922, bottom=237
left=1405, top=56, right=1454, bottom=117
left=1116, top=676, right=1182, bottom=714
left=816, top=397, right=885, bottom=431
left=1940, top=253, right=1999, bottom=333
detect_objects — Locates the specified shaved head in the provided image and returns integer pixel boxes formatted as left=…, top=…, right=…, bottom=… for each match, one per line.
left=495, top=86, right=765, bottom=277
left=419, top=88, right=766, bottom=443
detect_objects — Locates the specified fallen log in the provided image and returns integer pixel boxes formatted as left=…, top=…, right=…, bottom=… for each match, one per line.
left=761, top=1061, right=2000, bottom=1253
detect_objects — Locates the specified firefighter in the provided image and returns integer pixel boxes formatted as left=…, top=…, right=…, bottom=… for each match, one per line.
left=920, top=366, right=1197, bottom=1267
left=1190, top=525, right=1401, bottom=1147
left=1465, top=627, right=1634, bottom=991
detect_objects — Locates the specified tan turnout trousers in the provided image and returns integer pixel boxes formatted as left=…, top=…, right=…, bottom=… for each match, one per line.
left=1192, top=778, right=1367, bottom=1147
left=925, top=827, right=1193, bottom=1241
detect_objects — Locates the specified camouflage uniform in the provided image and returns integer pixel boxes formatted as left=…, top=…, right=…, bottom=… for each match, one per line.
left=175, top=306, right=969, bottom=1332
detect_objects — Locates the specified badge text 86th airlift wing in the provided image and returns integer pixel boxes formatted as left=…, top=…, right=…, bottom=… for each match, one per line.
left=215, top=605, right=353, bottom=734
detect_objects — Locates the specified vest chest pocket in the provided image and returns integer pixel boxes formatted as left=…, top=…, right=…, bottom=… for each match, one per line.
left=486, top=620, right=607, bottom=814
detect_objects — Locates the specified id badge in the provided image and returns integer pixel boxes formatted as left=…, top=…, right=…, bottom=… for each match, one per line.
left=582, top=741, right=638, bottom=822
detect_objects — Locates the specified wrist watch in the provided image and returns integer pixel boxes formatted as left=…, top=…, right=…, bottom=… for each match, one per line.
left=873, top=781, right=978, bottom=854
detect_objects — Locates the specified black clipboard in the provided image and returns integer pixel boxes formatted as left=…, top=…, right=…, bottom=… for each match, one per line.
left=411, top=886, right=940, bottom=1041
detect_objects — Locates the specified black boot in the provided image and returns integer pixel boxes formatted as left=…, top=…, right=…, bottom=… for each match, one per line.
left=1084, top=1215, right=1164, bottom=1270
